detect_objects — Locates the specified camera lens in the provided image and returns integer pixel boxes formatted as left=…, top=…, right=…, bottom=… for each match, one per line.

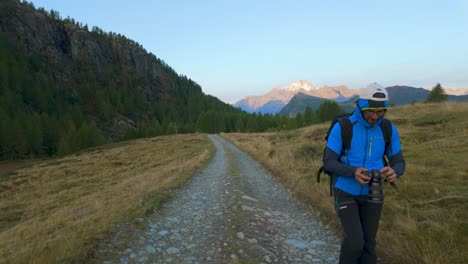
left=368, top=170, right=384, bottom=203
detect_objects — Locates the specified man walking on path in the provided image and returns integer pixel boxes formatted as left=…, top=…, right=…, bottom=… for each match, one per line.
left=323, top=83, right=406, bottom=263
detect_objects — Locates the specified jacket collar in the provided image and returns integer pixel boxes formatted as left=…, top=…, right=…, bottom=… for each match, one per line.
left=352, top=104, right=384, bottom=128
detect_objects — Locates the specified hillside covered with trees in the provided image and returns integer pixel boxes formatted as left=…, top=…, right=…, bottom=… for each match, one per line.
left=0, top=0, right=314, bottom=160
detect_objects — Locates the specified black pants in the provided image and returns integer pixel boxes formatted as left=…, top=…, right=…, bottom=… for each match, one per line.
left=334, top=188, right=383, bottom=264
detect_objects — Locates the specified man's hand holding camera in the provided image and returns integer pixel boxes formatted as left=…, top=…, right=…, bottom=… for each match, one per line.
left=354, top=167, right=397, bottom=185
left=354, top=168, right=370, bottom=185
left=380, top=166, right=397, bottom=183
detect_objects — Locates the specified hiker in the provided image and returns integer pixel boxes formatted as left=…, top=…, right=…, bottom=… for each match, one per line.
left=323, top=83, right=406, bottom=264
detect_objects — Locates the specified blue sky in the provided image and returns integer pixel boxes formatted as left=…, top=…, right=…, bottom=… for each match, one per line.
left=28, top=0, right=468, bottom=103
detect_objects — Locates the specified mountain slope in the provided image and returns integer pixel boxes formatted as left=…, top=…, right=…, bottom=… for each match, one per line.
left=386, top=86, right=430, bottom=104
left=0, top=0, right=242, bottom=158
left=278, top=93, right=328, bottom=117
left=234, top=88, right=297, bottom=111
left=255, top=100, right=285, bottom=114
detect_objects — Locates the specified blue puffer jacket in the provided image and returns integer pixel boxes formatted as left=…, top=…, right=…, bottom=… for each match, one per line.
left=325, top=107, right=403, bottom=196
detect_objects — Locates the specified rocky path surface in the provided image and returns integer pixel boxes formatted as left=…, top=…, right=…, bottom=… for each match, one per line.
left=95, top=135, right=340, bottom=263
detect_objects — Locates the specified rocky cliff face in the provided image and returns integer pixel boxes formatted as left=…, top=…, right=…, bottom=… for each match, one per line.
left=0, top=0, right=176, bottom=101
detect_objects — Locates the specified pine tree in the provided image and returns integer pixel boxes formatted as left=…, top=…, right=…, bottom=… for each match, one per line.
left=425, top=83, right=448, bottom=103
left=246, top=114, right=258, bottom=132
left=215, top=113, right=226, bottom=133
left=57, top=121, right=77, bottom=156
left=40, top=114, right=60, bottom=155
left=23, top=112, right=43, bottom=156
left=75, top=122, right=105, bottom=148
left=9, top=119, right=28, bottom=158
left=279, top=115, right=288, bottom=129
left=295, top=112, right=304, bottom=127
left=303, top=106, right=314, bottom=125
left=316, top=100, right=344, bottom=122
left=235, top=115, right=245, bottom=132
left=286, top=118, right=298, bottom=129
left=255, top=114, right=266, bottom=132
left=0, top=108, right=9, bottom=159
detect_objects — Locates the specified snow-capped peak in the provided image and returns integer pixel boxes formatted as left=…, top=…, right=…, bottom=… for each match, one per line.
left=283, top=80, right=318, bottom=92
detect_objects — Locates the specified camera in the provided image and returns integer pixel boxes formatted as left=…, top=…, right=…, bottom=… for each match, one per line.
left=363, top=170, right=384, bottom=203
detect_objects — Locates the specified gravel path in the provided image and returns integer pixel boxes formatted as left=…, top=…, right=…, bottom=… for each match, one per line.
left=95, top=134, right=340, bottom=263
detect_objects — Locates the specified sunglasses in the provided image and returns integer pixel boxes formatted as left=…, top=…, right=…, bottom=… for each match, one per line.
left=364, top=109, right=386, bottom=117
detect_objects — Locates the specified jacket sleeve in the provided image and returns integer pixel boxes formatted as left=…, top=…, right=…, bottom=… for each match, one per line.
left=387, top=124, right=406, bottom=177
left=323, top=123, right=357, bottom=177
left=323, top=147, right=357, bottom=177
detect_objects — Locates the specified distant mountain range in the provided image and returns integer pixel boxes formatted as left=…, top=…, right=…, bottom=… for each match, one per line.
left=234, top=80, right=364, bottom=114
left=233, top=81, right=468, bottom=116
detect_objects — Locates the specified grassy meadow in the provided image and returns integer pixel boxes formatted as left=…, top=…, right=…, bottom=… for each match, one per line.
left=0, top=134, right=213, bottom=264
left=222, top=102, right=468, bottom=264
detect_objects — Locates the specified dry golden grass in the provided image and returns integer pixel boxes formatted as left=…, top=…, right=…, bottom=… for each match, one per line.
left=0, top=134, right=213, bottom=264
left=222, top=102, right=468, bottom=264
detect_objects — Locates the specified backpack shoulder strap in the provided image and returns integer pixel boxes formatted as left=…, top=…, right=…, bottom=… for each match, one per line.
left=380, top=118, right=393, bottom=155
left=338, top=117, right=353, bottom=153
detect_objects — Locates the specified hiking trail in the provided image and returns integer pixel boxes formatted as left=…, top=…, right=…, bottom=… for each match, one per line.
left=95, top=134, right=340, bottom=263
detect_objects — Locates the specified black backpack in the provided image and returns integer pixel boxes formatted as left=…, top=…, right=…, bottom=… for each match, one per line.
left=316, top=112, right=393, bottom=196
